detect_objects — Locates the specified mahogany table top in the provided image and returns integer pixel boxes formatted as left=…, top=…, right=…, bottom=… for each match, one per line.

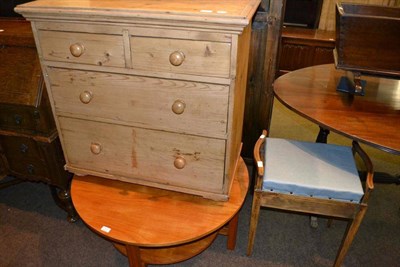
left=273, top=64, right=400, bottom=155
left=71, top=157, right=249, bottom=247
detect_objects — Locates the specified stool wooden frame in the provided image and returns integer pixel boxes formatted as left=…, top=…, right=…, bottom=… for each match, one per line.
left=247, top=130, right=374, bottom=267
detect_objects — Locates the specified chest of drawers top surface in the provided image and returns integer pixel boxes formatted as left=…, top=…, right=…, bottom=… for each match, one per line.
left=15, top=0, right=259, bottom=27
left=15, top=0, right=259, bottom=200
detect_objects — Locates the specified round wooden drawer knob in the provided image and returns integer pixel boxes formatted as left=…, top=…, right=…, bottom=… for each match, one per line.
left=70, top=43, right=85, bottom=57
left=80, top=91, right=93, bottom=104
left=169, top=51, right=185, bottom=66
left=90, top=142, right=102, bottom=155
left=174, top=156, right=186, bottom=169
left=171, top=100, right=185, bottom=114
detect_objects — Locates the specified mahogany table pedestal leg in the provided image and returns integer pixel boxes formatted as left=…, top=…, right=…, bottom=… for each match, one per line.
left=316, top=127, right=330, bottom=143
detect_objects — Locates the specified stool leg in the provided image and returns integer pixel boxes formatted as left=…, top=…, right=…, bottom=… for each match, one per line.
left=227, top=213, right=239, bottom=250
left=334, top=205, right=367, bottom=267
left=247, top=192, right=261, bottom=256
left=126, top=245, right=147, bottom=267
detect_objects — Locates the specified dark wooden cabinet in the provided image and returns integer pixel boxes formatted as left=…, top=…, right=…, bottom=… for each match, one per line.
left=277, top=27, right=335, bottom=77
left=0, top=18, right=77, bottom=222
left=242, top=0, right=285, bottom=160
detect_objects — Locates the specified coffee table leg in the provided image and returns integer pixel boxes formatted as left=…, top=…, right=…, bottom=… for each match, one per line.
left=126, top=245, right=147, bottom=267
left=227, top=213, right=239, bottom=250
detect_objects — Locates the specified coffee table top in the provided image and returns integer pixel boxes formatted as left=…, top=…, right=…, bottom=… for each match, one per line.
left=274, top=64, right=400, bottom=155
left=71, top=157, right=249, bottom=247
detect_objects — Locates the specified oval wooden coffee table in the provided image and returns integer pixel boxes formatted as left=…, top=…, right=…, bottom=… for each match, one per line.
left=71, top=157, right=249, bottom=266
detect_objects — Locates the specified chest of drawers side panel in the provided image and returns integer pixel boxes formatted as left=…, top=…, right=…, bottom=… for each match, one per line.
left=224, top=23, right=252, bottom=194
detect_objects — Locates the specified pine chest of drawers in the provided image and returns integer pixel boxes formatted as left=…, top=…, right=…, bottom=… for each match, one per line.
left=16, top=0, right=260, bottom=200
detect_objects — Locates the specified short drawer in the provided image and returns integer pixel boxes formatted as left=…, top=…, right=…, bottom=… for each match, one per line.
left=130, top=37, right=231, bottom=78
left=38, top=30, right=125, bottom=67
left=47, top=68, right=229, bottom=137
left=59, top=117, right=226, bottom=193
left=8, top=161, right=50, bottom=182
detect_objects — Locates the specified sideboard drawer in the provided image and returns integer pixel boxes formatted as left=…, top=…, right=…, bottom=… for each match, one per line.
left=47, top=68, right=229, bottom=137
left=38, top=30, right=125, bottom=67
left=59, top=117, right=226, bottom=193
left=0, top=136, right=41, bottom=160
left=0, top=135, right=50, bottom=181
left=130, top=37, right=231, bottom=78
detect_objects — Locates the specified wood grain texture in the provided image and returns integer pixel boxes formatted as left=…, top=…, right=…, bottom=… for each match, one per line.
left=274, top=64, right=400, bottom=154
left=113, top=232, right=218, bottom=265
left=60, top=117, right=226, bottom=194
left=38, top=30, right=125, bottom=67
left=335, top=3, right=400, bottom=77
left=277, top=27, right=335, bottom=76
left=130, top=37, right=231, bottom=78
left=0, top=20, right=42, bottom=106
left=47, top=68, right=229, bottom=138
left=71, top=157, right=249, bottom=247
left=15, top=0, right=261, bottom=29
left=241, top=0, right=286, bottom=159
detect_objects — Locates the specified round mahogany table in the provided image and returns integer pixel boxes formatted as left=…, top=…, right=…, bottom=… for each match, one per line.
left=274, top=64, right=400, bottom=155
left=71, top=157, right=249, bottom=267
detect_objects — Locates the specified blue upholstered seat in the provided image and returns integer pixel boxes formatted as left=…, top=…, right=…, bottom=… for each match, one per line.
left=262, top=138, right=364, bottom=202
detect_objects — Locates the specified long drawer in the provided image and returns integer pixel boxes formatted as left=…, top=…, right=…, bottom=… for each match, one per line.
left=47, top=68, right=229, bottom=137
left=59, top=117, right=226, bottom=193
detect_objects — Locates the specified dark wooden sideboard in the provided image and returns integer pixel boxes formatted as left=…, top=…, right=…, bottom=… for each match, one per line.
left=0, top=18, right=77, bottom=222
left=277, top=27, right=335, bottom=77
